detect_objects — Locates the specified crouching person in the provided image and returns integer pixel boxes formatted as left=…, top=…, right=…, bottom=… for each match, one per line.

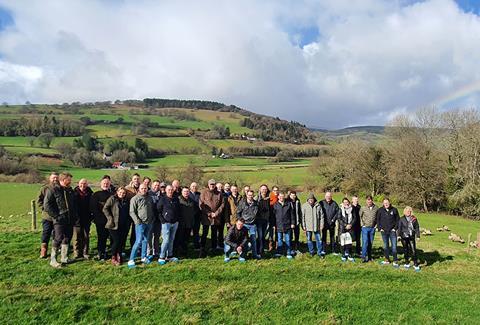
left=301, top=193, right=324, bottom=257
left=157, top=185, right=180, bottom=265
left=224, top=218, right=248, bottom=263
left=398, top=206, right=421, bottom=272
left=44, top=172, right=77, bottom=268
left=103, top=187, right=131, bottom=266
left=273, top=192, right=295, bottom=259
left=127, top=184, right=155, bottom=268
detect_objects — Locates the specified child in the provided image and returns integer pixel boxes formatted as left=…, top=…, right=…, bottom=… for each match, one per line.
left=338, top=198, right=356, bottom=262
left=397, top=206, right=421, bottom=271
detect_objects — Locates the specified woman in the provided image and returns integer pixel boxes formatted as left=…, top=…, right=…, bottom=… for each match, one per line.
left=301, top=193, right=324, bottom=257
left=103, top=187, right=131, bottom=266
left=288, top=191, right=302, bottom=253
left=338, top=197, right=356, bottom=262
left=397, top=206, right=421, bottom=271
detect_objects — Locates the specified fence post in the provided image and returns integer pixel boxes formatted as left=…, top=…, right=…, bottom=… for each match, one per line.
left=31, top=200, right=37, bottom=231
left=467, top=233, right=472, bottom=253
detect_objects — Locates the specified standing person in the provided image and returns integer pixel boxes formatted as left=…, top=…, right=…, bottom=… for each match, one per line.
left=90, top=177, right=113, bottom=261
left=351, top=195, right=362, bottom=256
left=288, top=191, right=302, bottom=253
left=224, top=218, right=249, bottom=263
left=43, top=172, right=77, bottom=268
left=236, top=190, right=260, bottom=259
left=103, top=187, right=131, bottom=266
left=397, top=206, right=421, bottom=271
left=256, top=185, right=270, bottom=255
left=125, top=173, right=141, bottom=250
left=301, top=193, right=324, bottom=257
left=359, top=195, right=378, bottom=263
left=142, top=177, right=152, bottom=189
left=172, top=179, right=182, bottom=197
left=102, top=175, right=116, bottom=193
left=273, top=192, right=295, bottom=259
left=189, top=182, right=201, bottom=250
left=147, top=180, right=162, bottom=258
left=216, top=182, right=227, bottom=251
left=376, top=198, right=400, bottom=267
left=243, top=185, right=251, bottom=198
left=338, top=198, right=356, bottom=262
left=157, top=185, right=180, bottom=265
left=224, top=183, right=232, bottom=197
left=37, top=172, right=59, bottom=258
left=320, top=192, right=340, bottom=255
left=267, top=186, right=279, bottom=252
left=127, top=184, right=155, bottom=268
left=73, top=179, right=93, bottom=259
left=159, top=182, right=167, bottom=196
left=176, top=187, right=196, bottom=257
left=227, top=185, right=242, bottom=228
left=198, top=179, right=225, bottom=258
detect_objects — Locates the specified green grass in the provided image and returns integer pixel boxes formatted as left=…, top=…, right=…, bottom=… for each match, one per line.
left=0, top=184, right=479, bottom=323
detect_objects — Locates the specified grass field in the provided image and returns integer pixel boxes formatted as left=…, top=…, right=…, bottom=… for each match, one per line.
left=1, top=184, right=479, bottom=323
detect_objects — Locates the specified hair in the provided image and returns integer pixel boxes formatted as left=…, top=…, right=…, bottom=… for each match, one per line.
left=116, top=186, right=126, bottom=193
left=152, top=179, right=160, bottom=184
left=404, top=206, right=413, bottom=215
left=342, top=197, right=350, bottom=203
left=246, top=189, right=254, bottom=195
left=366, top=195, right=373, bottom=200
left=237, top=218, right=245, bottom=223
left=383, top=197, right=391, bottom=202
left=272, top=186, right=279, bottom=191
left=143, top=177, right=151, bottom=182
left=182, top=186, right=190, bottom=191
left=50, top=172, right=59, bottom=176
left=102, top=174, right=111, bottom=180
left=290, top=191, right=297, bottom=195
left=59, top=172, right=72, bottom=182
left=132, top=173, right=140, bottom=178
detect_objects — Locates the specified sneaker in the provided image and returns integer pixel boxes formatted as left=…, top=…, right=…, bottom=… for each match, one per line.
left=286, top=255, right=293, bottom=260
left=274, top=253, right=282, bottom=258
left=332, top=252, right=340, bottom=256
left=224, top=257, right=231, bottom=263
left=393, top=262, right=399, bottom=268
left=158, top=258, right=166, bottom=265
left=127, top=260, right=136, bottom=269
left=229, top=252, right=238, bottom=258
left=380, top=260, right=390, bottom=265
left=238, top=257, right=246, bottom=263
left=141, top=257, right=151, bottom=265
left=168, top=257, right=179, bottom=263
left=320, top=251, right=326, bottom=256
left=341, top=257, right=347, bottom=262
left=254, top=255, right=262, bottom=260
left=414, top=266, right=421, bottom=272
left=348, top=257, right=355, bottom=262
left=404, top=264, right=411, bottom=269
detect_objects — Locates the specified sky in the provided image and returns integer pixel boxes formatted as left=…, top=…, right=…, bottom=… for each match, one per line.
left=0, top=0, right=479, bottom=129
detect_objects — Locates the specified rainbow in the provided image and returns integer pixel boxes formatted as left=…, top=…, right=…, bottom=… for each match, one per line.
left=431, top=80, right=480, bottom=108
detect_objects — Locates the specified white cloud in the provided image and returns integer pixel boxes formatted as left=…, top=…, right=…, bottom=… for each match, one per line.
left=0, top=0, right=479, bottom=128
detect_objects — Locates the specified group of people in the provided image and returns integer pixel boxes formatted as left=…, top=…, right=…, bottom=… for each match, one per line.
left=38, top=172, right=421, bottom=271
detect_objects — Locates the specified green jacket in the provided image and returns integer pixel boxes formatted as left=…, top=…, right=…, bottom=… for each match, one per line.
left=359, top=204, right=378, bottom=228
left=129, top=193, right=155, bottom=225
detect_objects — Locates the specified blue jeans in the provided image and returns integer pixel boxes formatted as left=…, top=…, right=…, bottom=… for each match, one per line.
left=160, top=222, right=179, bottom=259
left=244, top=223, right=258, bottom=258
left=256, top=219, right=268, bottom=254
left=306, top=231, right=322, bottom=255
left=277, top=230, right=292, bottom=256
left=381, top=230, right=398, bottom=261
left=361, top=227, right=375, bottom=260
left=129, top=223, right=153, bottom=261
left=224, top=243, right=246, bottom=258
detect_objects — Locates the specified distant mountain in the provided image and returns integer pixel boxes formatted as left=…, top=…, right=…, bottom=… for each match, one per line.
left=310, top=125, right=386, bottom=143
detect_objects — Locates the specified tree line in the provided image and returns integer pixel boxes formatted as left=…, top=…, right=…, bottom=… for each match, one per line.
left=0, top=116, right=85, bottom=137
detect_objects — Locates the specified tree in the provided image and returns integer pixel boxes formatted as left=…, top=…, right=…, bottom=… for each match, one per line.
left=27, top=137, right=35, bottom=147
left=37, top=133, right=54, bottom=148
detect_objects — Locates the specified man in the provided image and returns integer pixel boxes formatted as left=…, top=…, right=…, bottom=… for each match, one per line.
left=73, top=178, right=93, bottom=259
left=102, top=174, right=116, bottom=193
left=147, top=180, right=162, bottom=258
left=189, top=182, right=201, bottom=249
left=224, top=183, right=232, bottom=197
left=224, top=218, right=249, bottom=263
left=351, top=195, right=362, bottom=256
left=172, top=179, right=181, bottom=197
left=125, top=173, right=141, bottom=249
left=177, top=187, right=196, bottom=256
left=128, top=183, right=155, bottom=268
left=227, top=185, right=242, bottom=228
left=37, top=172, right=58, bottom=258
left=159, top=182, right=167, bottom=196
left=198, top=179, right=225, bottom=257
left=216, top=182, right=227, bottom=250
left=90, top=177, right=113, bottom=261
left=359, top=195, right=378, bottom=263
left=376, top=198, right=400, bottom=267
left=236, top=190, right=260, bottom=259
left=157, top=185, right=180, bottom=264
left=267, top=185, right=279, bottom=251
left=320, top=191, right=340, bottom=255
left=273, top=192, right=295, bottom=259
left=256, top=185, right=270, bottom=255
left=44, top=172, right=77, bottom=268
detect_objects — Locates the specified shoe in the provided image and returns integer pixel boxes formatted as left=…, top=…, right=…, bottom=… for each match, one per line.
left=341, top=257, right=347, bottom=262
left=404, top=264, right=411, bottom=269
left=158, top=258, right=166, bottom=265
left=348, top=257, right=355, bottom=262
left=320, top=251, right=326, bottom=256
left=40, top=243, right=48, bottom=259
left=127, top=260, right=136, bottom=269
left=414, top=266, right=421, bottom=272
left=286, top=255, right=294, bottom=260
left=238, top=257, right=246, bottom=263
left=380, top=260, right=390, bottom=265
left=274, top=253, right=282, bottom=258
left=332, top=252, right=340, bottom=256
left=254, top=255, right=262, bottom=260
left=49, top=247, right=61, bottom=268
left=60, top=244, right=71, bottom=264
left=224, top=257, right=230, bottom=263
left=168, top=257, right=179, bottom=263
left=83, top=254, right=90, bottom=260
left=141, top=257, right=151, bottom=265
left=229, top=252, right=238, bottom=258
left=393, top=262, right=399, bottom=268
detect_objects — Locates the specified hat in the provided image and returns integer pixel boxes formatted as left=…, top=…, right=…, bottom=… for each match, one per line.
left=208, top=179, right=216, bottom=185
left=160, top=182, right=167, bottom=187
left=307, top=193, right=316, bottom=201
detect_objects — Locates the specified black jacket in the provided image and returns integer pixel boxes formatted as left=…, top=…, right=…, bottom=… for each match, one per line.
left=90, top=190, right=112, bottom=225
left=236, top=199, right=259, bottom=225
left=178, top=195, right=196, bottom=228
left=351, top=204, right=361, bottom=231
left=376, top=206, right=400, bottom=233
left=273, top=201, right=294, bottom=233
left=320, top=199, right=340, bottom=228
left=397, top=215, right=420, bottom=239
left=338, top=207, right=357, bottom=235
left=74, top=186, right=93, bottom=226
left=44, top=185, right=77, bottom=225
left=157, top=195, right=180, bottom=224
left=224, top=225, right=249, bottom=249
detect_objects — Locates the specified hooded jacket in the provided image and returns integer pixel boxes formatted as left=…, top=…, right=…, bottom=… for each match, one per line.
left=130, top=193, right=155, bottom=225
left=301, top=198, right=324, bottom=232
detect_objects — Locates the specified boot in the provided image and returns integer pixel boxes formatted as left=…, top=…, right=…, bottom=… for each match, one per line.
left=50, top=247, right=61, bottom=268
left=40, top=243, right=48, bottom=259
left=111, top=255, right=119, bottom=266
left=60, top=244, right=70, bottom=264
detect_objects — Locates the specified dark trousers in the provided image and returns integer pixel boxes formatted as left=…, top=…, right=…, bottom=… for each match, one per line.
left=73, top=222, right=91, bottom=256
left=174, top=225, right=192, bottom=254
left=218, top=222, right=225, bottom=247
left=108, top=226, right=129, bottom=256
left=52, top=223, right=73, bottom=248
left=353, top=227, right=362, bottom=255
left=41, top=219, right=54, bottom=244
left=292, top=226, right=300, bottom=250
left=342, top=244, right=352, bottom=257
left=322, top=226, right=337, bottom=253
left=192, top=215, right=201, bottom=248
left=401, top=237, right=419, bottom=266
left=200, top=225, right=220, bottom=250
left=95, top=222, right=110, bottom=257
left=129, top=222, right=136, bottom=249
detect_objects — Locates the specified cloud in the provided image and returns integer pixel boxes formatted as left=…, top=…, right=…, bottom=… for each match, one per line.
left=0, top=0, right=479, bottom=128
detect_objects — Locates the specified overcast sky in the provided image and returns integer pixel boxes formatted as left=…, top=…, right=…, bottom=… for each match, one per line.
left=0, top=0, right=479, bottom=129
